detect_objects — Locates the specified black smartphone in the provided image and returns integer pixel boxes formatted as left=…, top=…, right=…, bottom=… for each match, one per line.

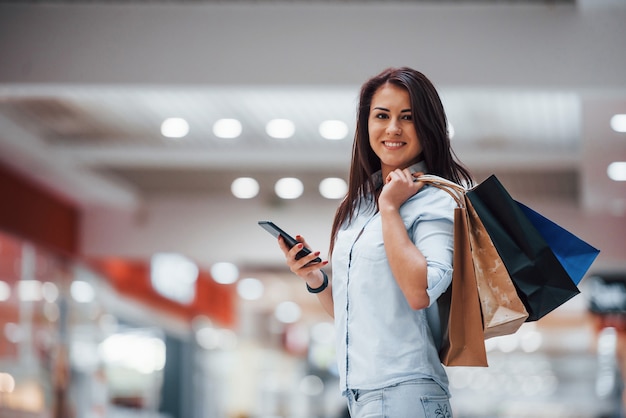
left=258, top=220, right=322, bottom=264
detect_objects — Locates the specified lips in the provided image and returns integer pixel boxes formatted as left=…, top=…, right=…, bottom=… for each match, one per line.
left=383, top=141, right=406, bottom=149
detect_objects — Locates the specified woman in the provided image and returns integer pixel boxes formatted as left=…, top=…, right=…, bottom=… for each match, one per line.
left=278, top=67, right=472, bottom=418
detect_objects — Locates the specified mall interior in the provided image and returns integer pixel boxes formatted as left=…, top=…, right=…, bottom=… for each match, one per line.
left=0, top=0, right=625, bottom=417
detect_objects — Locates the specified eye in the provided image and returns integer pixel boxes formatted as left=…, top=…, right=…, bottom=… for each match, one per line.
left=374, top=113, right=389, bottom=119
left=401, top=114, right=412, bottom=121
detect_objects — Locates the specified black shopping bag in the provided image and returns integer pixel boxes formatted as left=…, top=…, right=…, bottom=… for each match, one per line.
left=466, top=175, right=583, bottom=321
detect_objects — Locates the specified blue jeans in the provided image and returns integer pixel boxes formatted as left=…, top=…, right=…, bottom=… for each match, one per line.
left=345, top=379, right=452, bottom=418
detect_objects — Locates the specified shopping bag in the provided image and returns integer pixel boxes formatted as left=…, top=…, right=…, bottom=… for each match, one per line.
left=516, top=201, right=600, bottom=286
left=420, top=175, right=526, bottom=365
left=466, top=175, right=583, bottom=321
left=465, top=198, right=529, bottom=339
left=438, top=205, right=488, bottom=367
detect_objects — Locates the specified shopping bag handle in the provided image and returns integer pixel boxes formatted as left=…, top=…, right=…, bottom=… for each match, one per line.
left=417, top=174, right=466, bottom=208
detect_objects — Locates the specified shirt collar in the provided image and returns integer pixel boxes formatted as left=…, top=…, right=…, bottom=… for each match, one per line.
left=372, top=160, right=429, bottom=189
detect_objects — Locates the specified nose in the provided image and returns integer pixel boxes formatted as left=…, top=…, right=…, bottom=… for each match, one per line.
left=386, top=120, right=402, bottom=136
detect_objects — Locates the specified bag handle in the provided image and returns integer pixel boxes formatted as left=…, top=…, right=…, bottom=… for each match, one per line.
left=417, top=174, right=466, bottom=208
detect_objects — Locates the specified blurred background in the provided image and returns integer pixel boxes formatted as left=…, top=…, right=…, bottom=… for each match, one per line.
left=0, top=0, right=625, bottom=417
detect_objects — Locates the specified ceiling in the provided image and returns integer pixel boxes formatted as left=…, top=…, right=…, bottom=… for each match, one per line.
left=0, top=86, right=583, bottom=200
left=0, top=0, right=578, bottom=3
left=0, top=0, right=624, bottom=262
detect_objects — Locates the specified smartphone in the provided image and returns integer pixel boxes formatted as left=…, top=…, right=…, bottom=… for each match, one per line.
left=258, top=220, right=322, bottom=264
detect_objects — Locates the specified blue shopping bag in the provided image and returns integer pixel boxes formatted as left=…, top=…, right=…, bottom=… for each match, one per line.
left=516, top=201, right=600, bottom=286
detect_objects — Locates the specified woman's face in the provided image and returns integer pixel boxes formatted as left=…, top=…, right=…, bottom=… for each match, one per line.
left=368, top=83, right=422, bottom=178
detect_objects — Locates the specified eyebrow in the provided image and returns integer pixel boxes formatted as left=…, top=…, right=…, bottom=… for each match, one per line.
left=373, top=107, right=412, bottom=113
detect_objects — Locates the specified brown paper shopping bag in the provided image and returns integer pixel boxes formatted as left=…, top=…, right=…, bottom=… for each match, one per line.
left=465, top=199, right=528, bottom=339
left=438, top=206, right=488, bottom=367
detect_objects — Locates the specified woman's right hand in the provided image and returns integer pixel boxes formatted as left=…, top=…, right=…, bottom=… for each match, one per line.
left=277, top=234, right=328, bottom=284
left=379, top=168, right=425, bottom=212
left=278, top=234, right=334, bottom=317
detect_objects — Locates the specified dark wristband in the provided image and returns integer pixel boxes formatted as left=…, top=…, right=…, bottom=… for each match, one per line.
left=307, top=270, right=329, bottom=294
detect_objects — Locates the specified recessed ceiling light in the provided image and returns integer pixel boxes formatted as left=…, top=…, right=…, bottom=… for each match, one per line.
left=161, top=117, right=189, bottom=138
left=319, top=120, right=348, bottom=140
left=266, top=119, right=295, bottom=139
left=607, top=162, right=626, bottom=181
left=319, top=177, right=348, bottom=199
left=237, top=278, right=264, bottom=301
left=210, top=262, right=239, bottom=285
left=213, top=118, right=242, bottom=139
left=275, top=177, right=303, bottom=199
left=610, top=114, right=626, bottom=133
left=231, top=177, right=259, bottom=199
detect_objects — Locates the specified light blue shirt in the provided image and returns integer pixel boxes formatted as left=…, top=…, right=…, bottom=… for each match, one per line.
left=331, top=161, right=455, bottom=396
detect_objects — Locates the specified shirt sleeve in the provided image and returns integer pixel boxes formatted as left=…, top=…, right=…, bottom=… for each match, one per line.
left=407, top=186, right=456, bottom=307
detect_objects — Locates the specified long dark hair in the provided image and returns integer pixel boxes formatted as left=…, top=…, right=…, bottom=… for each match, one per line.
left=329, top=67, right=472, bottom=254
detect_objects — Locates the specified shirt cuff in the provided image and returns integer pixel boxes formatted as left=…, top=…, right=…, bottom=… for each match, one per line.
left=426, top=265, right=453, bottom=307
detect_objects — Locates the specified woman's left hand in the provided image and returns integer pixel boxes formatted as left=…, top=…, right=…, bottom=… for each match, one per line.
left=379, top=169, right=425, bottom=211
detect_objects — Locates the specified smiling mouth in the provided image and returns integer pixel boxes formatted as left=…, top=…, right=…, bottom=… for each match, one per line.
left=383, top=141, right=406, bottom=148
